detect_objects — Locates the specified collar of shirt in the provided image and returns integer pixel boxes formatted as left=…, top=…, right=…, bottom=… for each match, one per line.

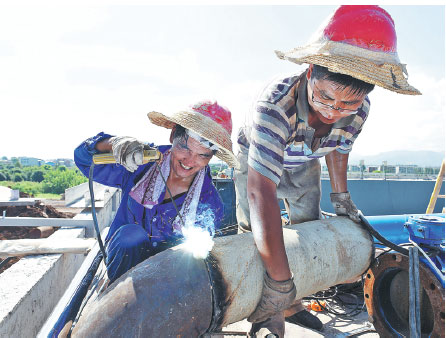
left=295, top=71, right=316, bottom=149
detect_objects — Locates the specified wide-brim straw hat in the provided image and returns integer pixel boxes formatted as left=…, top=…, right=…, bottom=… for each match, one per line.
left=275, top=5, right=421, bottom=95
left=148, top=101, right=239, bottom=168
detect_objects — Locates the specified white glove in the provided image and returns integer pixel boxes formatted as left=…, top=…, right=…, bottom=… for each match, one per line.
left=109, top=136, right=144, bottom=172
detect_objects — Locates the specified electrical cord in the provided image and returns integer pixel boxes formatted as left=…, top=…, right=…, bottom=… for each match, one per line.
left=88, top=163, right=108, bottom=261
left=359, top=211, right=409, bottom=256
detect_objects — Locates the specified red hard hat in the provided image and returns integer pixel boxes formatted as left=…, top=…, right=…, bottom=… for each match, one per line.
left=323, top=5, right=397, bottom=53
left=190, top=101, right=232, bottom=135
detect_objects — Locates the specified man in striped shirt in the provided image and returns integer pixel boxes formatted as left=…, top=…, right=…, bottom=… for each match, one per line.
left=235, top=64, right=373, bottom=333
left=235, top=5, right=420, bottom=337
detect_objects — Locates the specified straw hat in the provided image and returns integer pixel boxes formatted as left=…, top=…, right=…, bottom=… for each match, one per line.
left=148, top=100, right=239, bottom=168
left=275, top=5, right=421, bottom=95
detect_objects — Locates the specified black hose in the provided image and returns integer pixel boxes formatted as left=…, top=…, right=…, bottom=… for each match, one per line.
left=48, top=251, right=103, bottom=338
left=88, top=163, right=107, bottom=261
left=358, top=210, right=409, bottom=256
left=0, top=257, right=13, bottom=270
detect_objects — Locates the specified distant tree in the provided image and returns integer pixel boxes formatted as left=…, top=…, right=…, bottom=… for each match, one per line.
left=43, top=164, right=52, bottom=170
left=11, top=168, right=23, bottom=174
left=57, top=166, right=67, bottom=172
left=31, top=170, right=45, bottom=182
left=42, top=169, right=87, bottom=194
left=13, top=159, right=22, bottom=168
left=1, top=171, right=11, bottom=180
left=0, top=172, right=6, bottom=181
left=13, top=174, right=24, bottom=182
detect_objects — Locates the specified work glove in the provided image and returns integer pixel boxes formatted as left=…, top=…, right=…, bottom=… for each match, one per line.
left=248, top=272, right=296, bottom=324
left=109, top=136, right=144, bottom=172
left=330, top=191, right=360, bottom=223
left=249, top=313, right=285, bottom=338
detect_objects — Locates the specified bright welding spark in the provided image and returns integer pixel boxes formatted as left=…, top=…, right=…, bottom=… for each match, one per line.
left=182, top=226, right=214, bottom=259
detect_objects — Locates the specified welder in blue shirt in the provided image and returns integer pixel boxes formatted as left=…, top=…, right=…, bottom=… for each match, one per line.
left=74, top=101, right=238, bottom=284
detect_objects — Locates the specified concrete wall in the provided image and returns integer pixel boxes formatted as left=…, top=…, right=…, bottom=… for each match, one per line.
left=0, top=188, right=120, bottom=338
left=320, top=179, right=445, bottom=215
left=0, top=228, right=86, bottom=338
left=213, top=179, right=445, bottom=228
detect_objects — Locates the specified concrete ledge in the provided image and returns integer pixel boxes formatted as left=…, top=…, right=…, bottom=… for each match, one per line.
left=0, top=186, right=120, bottom=337
left=0, top=228, right=86, bottom=338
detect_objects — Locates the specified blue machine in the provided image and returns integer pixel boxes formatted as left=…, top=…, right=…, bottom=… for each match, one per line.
left=404, top=215, right=445, bottom=288
left=364, top=213, right=445, bottom=337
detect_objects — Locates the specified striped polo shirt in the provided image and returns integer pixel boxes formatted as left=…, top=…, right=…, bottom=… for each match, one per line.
left=238, top=71, right=370, bottom=185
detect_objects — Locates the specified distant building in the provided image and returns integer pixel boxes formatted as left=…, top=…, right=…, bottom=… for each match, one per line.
left=396, top=165, right=417, bottom=174
left=49, top=158, right=75, bottom=167
left=348, top=165, right=361, bottom=172
left=380, top=164, right=396, bottom=173
left=19, top=157, right=44, bottom=167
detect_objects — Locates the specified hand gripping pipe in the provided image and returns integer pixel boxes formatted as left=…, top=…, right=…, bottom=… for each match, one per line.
left=71, top=217, right=374, bottom=337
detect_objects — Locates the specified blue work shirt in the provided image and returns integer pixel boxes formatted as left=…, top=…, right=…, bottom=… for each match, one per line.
left=74, top=132, right=224, bottom=251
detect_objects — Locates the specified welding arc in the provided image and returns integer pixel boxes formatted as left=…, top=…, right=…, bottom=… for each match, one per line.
left=359, top=211, right=409, bottom=256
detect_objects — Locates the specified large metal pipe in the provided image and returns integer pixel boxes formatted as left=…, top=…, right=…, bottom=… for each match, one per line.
left=72, top=217, right=373, bottom=337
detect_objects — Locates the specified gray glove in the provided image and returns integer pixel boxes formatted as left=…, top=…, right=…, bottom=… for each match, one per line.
left=249, top=313, right=285, bottom=338
left=109, top=136, right=144, bottom=172
left=330, top=191, right=360, bottom=222
left=248, top=272, right=296, bottom=324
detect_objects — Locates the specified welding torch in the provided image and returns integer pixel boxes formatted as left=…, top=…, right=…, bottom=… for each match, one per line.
left=92, top=147, right=163, bottom=165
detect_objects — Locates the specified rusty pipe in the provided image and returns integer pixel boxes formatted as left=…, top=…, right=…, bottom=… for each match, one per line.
left=72, top=217, right=374, bottom=337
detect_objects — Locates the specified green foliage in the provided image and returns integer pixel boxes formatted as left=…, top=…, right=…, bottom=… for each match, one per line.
left=13, top=174, right=24, bottom=182
left=31, top=170, right=45, bottom=182
left=7, top=181, right=43, bottom=196
left=42, top=169, right=87, bottom=194
left=1, top=171, right=11, bottom=181
left=13, top=159, right=22, bottom=168
left=35, top=193, right=61, bottom=199
left=0, top=164, right=88, bottom=195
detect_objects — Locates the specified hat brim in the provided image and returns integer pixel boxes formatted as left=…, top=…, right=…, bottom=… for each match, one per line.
left=276, top=51, right=421, bottom=96
left=148, top=110, right=239, bottom=169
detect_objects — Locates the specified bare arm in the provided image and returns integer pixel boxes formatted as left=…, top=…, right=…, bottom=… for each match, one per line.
left=247, top=166, right=292, bottom=281
left=325, top=150, right=349, bottom=193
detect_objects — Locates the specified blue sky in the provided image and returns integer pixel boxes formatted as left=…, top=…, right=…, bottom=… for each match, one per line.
left=0, top=5, right=444, bottom=162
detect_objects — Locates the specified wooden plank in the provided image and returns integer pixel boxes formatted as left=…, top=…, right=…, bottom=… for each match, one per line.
left=0, top=238, right=96, bottom=258
left=0, top=217, right=92, bottom=228
left=426, top=159, right=445, bottom=214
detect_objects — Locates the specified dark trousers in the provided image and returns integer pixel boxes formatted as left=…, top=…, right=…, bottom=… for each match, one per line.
left=105, top=224, right=151, bottom=284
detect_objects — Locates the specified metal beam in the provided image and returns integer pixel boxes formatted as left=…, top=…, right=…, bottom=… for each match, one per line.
left=0, top=217, right=92, bottom=228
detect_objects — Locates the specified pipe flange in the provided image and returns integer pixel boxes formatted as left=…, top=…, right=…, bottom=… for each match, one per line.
left=364, top=252, right=445, bottom=337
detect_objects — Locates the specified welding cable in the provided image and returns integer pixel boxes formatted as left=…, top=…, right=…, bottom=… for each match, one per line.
left=0, top=257, right=13, bottom=271
left=358, top=211, right=410, bottom=256
left=88, top=163, right=107, bottom=261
